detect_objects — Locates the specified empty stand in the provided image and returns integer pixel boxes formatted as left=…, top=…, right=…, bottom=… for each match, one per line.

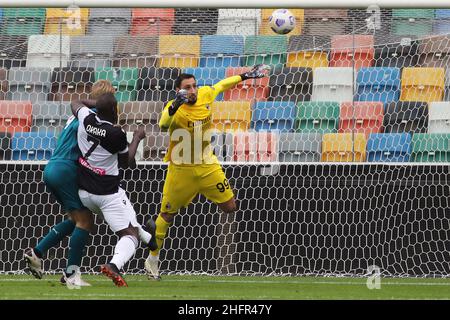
left=330, top=35, right=375, bottom=70
left=131, top=9, right=175, bottom=36
left=119, top=101, right=164, bottom=134
left=374, top=35, right=421, bottom=68
left=366, top=133, right=412, bottom=162
left=87, top=8, right=131, bottom=36
left=11, top=131, right=56, bottom=160
left=200, top=35, right=244, bottom=68
left=392, top=9, right=434, bottom=37
left=384, top=101, right=429, bottom=133
left=400, top=67, right=445, bottom=103
left=70, top=35, right=114, bottom=69
left=433, top=9, right=450, bottom=34
left=411, top=133, right=450, bottom=162
left=223, top=67, right=269, bottom=101
left=278, top=132, right=322, bottom=162
left=312, top=67, right=354, bottom=102
left=356, top=67, right=401, bottom=104
left=304, top=9, right=348, bottom=36
left=268, top=67, right=312, bottom=103
left=338, top=102, right=384, bottom=138
left=95, top=67, right=139, bottom=102
left=0, top=100, right=32, bottom=134
left=0, top=131, right=11, bottom=160
left=210, top=101, right=251, bottom=132
left=233, top=131, right=278, bottom=162
left=428, top=102, right=450, bottom=133
left=287, top=35, right=330, bottom=69
left=144, top=132, right=170, bottom=161
left=0, top=35, right=28, bottom=69
left=7, top=67, right=52, bottom=103
left=2, top=8, right=45, bottom=36
left=174, top=8, right=218, bottom=35
left=296, top=101, right=340, bottom=134
left=137, top=67, right=180, bottom=102
left=217, top=9, right=261, bottom=36
left=44, top=8, right=89, bottom=36
left=113, top=36, right=158, bottom=68
left=49, top=67, right=95, bottom=102
left=251, top=101, right=297, bottom=132
left=243, top=35, right=287, bottom=68
left=158, top=35, right=200, bottom=68
left=26, top=35, right=70, bottom=68
left=31, top=102, right=67, bottom=133
left=321, top=133, right=366, bottom=162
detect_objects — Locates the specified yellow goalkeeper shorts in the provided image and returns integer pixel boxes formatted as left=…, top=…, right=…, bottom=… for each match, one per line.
left=161, top=163, right=234, bottom=214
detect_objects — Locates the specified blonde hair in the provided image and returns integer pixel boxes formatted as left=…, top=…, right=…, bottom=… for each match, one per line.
left=90, top=80, right=116, bottom=99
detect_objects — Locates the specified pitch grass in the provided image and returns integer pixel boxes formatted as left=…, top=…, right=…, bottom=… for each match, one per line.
left=0, top=275, right=449, bottom=300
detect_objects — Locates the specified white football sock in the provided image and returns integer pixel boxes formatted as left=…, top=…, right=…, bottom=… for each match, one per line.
left=110, top=235, right=138, bottom=270
left=138, top=226, right=151, bottom=245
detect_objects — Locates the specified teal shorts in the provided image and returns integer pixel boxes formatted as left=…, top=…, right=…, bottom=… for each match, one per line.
left=43, top=160, right=84, bottom=212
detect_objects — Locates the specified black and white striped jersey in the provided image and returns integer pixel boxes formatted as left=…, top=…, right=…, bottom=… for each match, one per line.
left=76, top=107, right=128, bottom=195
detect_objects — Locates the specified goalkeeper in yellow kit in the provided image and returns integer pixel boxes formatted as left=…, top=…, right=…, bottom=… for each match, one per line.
left=145, top=64, right=269, bottom=279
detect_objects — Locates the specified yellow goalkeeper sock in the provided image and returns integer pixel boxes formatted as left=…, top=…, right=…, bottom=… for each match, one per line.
left=150, top=214, right=171, bottom=256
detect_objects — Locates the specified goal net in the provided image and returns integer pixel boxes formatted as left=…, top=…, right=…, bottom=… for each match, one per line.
left=0, top=6, right=449, bottom=277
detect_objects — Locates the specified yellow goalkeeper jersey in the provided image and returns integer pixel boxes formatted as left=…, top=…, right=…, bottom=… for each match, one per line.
left=159, top=75, right=242, bottom=166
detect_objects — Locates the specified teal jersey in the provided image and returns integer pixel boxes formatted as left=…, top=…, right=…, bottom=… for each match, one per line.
left=50, top=115, right=81, bottom=162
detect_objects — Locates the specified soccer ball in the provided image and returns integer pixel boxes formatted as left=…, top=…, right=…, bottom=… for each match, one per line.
left=269, top=9, right=296, bottom=34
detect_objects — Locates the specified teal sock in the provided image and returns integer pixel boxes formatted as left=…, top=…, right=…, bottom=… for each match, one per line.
left=35, top=220, right=75, bottom=258
left=66, top=227, right=89, bottom=275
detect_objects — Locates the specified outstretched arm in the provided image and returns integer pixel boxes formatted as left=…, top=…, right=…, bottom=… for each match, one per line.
left=212, top=64, right=271, bottom=94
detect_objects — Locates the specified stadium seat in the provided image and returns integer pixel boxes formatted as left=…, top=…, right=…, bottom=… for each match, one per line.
left=311, top=67, right=354, bottom=102
left=210, top=101, right=251, bottom=132
left=26, top=35, right=70, bottom=68
left=158, top=35, right=200, bottom=68
left=131, top=9, right=175, bottom=36
left=296, top=101, right=340, bottom=134
left=0, top=131, right=11, bottom=160
left=339, top=102, right=384, bottom=138
left=251, top=101, right=297, bottom=132
left=356, top=67, right=401, bottom=104
left=400, top=67, right=445, bottom=103
left=259, top=9, right=304, bottom=35
left=95, top=67, right=139, bottom=102
left=217, top=9, right=261, bottom=36
left=0, top=35, right=27, bottom=69
left=11, top=131, right=57, bottom=160
left=287, top=35, right=330, bottom=69
left=44, top=8, right=89, bottom=36
left=428, top=102, right=450, bottom=133
left=411, top=133, right=450, bottom=162
left=366, top=133, right=412, bottom=162
left=223, top=67, right=269, bottom=101
left=183, top=67, right=226, bottom=100
left=0, top=68, right=7, bottom=100
left=232, top=131, right=278, bottom=162
left=392, top=9, right=434, bottom=37
left=137, top=67, right=180, bottom=102
left=87, top=8, right=131, bottom=36
left=278, top=132, right=322, bottom=162
left=200, top=35, right=244, bottom=68
left=7, top=67, right=52, bottom=103
left=49, top=67, right=95, bottom=102
left=346, top=8, right=391, bottom=36
left=0, top=101, right=32, bottom=134
left=144, top=132, right=170, bottom=161
left=268, top=67, right=313, bottom=104
left=383, top=101, right=428, bottom=133
left=112, top=36, right=159, bottom=68
left=304, top=9, right=348, bottom=35
left=174, top=8, right=218, bottom=35
left=243, top=35, right=288, bottom=68
left=31, top=102, right=67, bottom=134
left=321, top=133, right=366, bottom=162
left=374, top=35, right=421, bottom=68
left=2, top=8, right=45, bottom=36
left=118, top=101, right=164, bottom=134
left=330, top=35, right=375, bottom=70
left=70, top=35, right=114, bottom=69
left=433, top=9, right=450, bottom=34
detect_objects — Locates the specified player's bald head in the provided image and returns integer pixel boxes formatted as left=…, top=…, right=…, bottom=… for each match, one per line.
left=95, top=92, right=118, bottom=123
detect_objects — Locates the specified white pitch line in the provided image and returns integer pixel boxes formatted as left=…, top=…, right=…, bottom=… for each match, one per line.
left=1, top=278, right=449, bottom=286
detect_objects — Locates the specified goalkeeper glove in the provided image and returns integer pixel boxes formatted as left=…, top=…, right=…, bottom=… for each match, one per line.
left=168, top=89, right=188, bottom=116
left=240, top=64, right=271, bottom=81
